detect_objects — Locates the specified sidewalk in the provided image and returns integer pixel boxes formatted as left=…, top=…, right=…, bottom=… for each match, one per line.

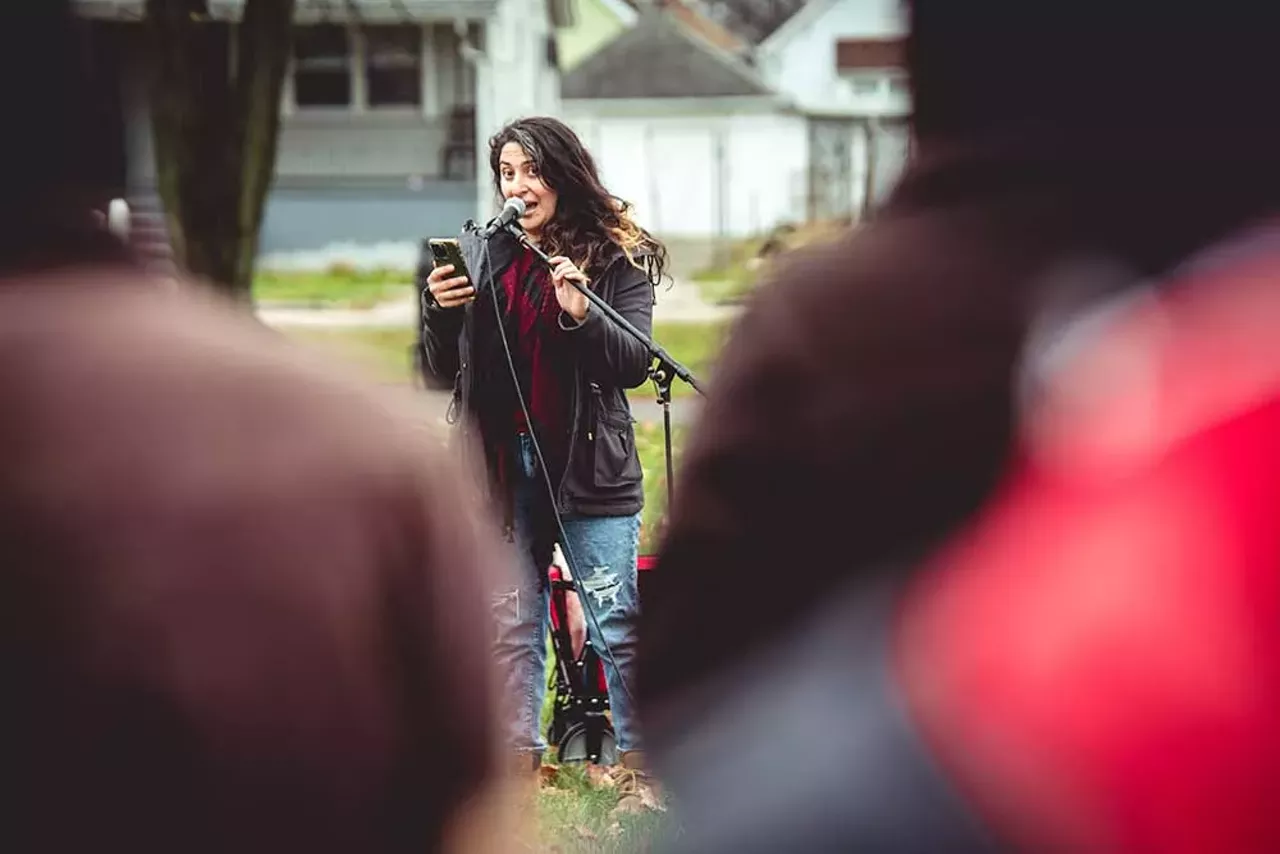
left=256, top=296, right=418, bottom=329
left=651, top=279, right=741, bottom=324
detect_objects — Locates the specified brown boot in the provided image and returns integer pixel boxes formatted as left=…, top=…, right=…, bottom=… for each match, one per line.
left=610, top=751, right=665, bottom=815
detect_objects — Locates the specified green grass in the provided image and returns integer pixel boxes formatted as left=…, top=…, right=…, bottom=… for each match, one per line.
left=627, top=320, right=729, bottom=401
left=689, top=236, right=767, bottom=306
left=537, top=763, right=668, bottom=851
left=636, top=422, right=686, bottom=555
left=690, top=261, right=763, bottom=306
left=689, top=220, right=852, bottom=305
left=537, top=617, right=674, bottom=848
left=286, top=327, right=420, bottom=383
left=254, top=266, right=412, bottom=308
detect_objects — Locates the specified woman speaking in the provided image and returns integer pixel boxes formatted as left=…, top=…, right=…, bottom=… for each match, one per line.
left=421, top=116, right=667, bottom=782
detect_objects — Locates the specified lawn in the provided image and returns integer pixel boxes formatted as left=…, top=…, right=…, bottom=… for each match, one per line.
left=635, top=421, right=687, bottom=555
left=635, top=321, right=726, bottom=399
left=689, top=236, right=767, bottom=306
left=286, top=327, right=420, bottom=383
left=690, top=219, right=851, bottom=305
left=254, top=266, right=412, bottom=308
left=536, top=763, right=670, bottom=852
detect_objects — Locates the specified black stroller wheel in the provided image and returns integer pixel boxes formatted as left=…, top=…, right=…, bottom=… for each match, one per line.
left=557, top=720, right=618, bottom=766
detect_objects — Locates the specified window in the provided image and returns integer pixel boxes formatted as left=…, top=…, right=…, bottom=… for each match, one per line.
left=848, top=74, right=882, bottom=96
left=888, top=75, right=910, bottom=97
left=366, top=26, right=422, bottom=108
left=294, top=25, right=352, bottom=107
left=835, top=39, right=906, bottom=72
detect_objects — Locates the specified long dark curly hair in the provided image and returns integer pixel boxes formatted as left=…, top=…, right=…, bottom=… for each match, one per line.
left=488, top=116, right=669, bottom=287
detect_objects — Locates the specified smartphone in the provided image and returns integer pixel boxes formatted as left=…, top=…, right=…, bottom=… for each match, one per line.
left=427, top=238, right=471, bottom=284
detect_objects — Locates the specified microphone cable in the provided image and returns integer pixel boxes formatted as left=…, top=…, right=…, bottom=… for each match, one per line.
left=480, top=234, right=638, bottom=713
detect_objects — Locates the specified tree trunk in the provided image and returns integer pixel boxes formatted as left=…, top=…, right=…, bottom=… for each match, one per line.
left=146, top=0, right=295, bottom=302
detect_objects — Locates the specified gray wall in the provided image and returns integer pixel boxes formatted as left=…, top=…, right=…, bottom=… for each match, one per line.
left=259, top=181, right=478, bottom=254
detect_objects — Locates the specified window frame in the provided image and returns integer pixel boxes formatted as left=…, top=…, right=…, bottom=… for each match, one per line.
left=364, top=24, right=426, bottom=110
left=283, top=23, right=430, bottom=116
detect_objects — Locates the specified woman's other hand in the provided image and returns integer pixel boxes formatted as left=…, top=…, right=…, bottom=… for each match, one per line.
left=548, top=256, right=590, bottom=322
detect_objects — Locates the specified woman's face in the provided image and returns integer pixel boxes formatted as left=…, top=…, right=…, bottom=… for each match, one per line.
left=498, top=141, right=558, bottom=239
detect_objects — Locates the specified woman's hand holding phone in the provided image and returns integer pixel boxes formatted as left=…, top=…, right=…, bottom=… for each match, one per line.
left=427, top=263, right=474, bottom=308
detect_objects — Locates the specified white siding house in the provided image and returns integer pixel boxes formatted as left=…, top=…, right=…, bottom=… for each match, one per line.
left=755, top=0, right=905, bottom=115
left=561, top=11, right=808, bottom=241
left=75, top=0, right=568, bottom=268
left=575, top=108, right=810, bottom=239
left=754, top=0, right=910, bottom=216
left=562, top=0, right=911, bottom=246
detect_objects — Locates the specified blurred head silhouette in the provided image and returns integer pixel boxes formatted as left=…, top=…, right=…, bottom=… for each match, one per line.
left=0, top=0, right=124, bottom=272
left=908, top=1, right=1275, bottom=142
left=0, top=5, right=507, bottom=852
left=905, top=0, right=1280, bottom=272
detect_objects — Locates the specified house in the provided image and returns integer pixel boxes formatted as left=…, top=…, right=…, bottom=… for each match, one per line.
left=74, top=0, right=570, bottom=269
left=560, top=0, right=910, bottom=248
left=562, top=9, right=797, bottom=245
left=748, top=0, right=911, bottom=216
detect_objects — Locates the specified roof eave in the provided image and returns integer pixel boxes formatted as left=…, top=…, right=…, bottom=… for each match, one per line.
left=74, top=0, right=497, bottom=22
left=562, top=94, right=789, bottom=115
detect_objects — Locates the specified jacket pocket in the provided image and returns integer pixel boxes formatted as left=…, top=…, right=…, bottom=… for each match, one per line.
left=591, top=400, right=642, bottom=489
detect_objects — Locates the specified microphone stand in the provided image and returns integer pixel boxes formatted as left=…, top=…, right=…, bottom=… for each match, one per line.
left=503, top=223, right=705, bottom=512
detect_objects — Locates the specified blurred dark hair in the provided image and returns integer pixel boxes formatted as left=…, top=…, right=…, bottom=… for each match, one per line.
left=907, top=2, right=1278, bottom=143
left=904, top=0, right=1280, bottom=271
left=0, top=0, right=128, bottom=272
left=488, top=116, right=668, bottom=287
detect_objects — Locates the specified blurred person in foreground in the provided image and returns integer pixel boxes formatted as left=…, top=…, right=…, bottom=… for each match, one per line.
left=0, top=5, right=512, bottom=852
left=641, top=2, right=1280, bottom=850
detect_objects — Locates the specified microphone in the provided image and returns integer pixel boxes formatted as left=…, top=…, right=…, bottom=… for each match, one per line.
left=480, top=197, right=526, bottom=239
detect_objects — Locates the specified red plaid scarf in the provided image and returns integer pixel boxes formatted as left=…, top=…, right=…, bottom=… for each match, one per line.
left=503, top=246, right=570, bottom=447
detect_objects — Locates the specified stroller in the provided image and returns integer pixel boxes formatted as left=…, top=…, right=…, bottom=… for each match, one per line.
left=545, top=553, right=657, bottom=765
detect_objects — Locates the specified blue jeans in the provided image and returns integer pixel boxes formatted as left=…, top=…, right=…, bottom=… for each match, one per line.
left=493, top=433, right=643, bottom=756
